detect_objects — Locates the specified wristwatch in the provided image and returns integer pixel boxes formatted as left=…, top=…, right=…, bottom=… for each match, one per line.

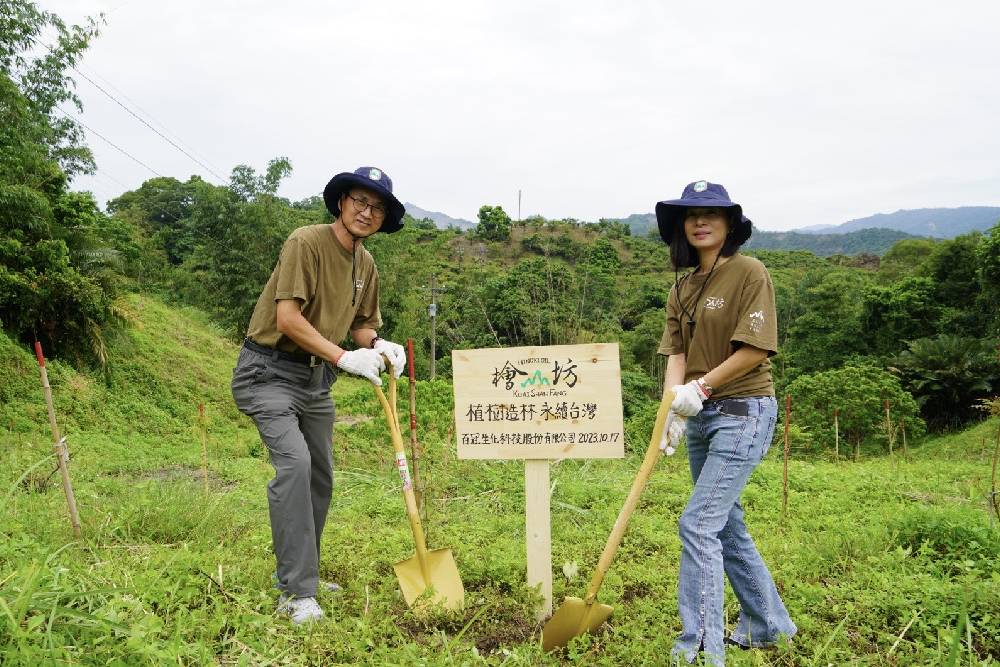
left=696, top=377, right=714, bottom=398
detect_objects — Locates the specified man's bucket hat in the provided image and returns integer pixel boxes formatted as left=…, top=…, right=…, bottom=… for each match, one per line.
left=323, top=166, right=405, bottom=233
left=655, top=180, right=752, bottom=246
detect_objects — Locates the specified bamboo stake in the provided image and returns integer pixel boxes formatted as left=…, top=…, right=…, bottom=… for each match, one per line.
left=33, top=342, right=81, bottom=537
left=901, top=419, right=908, bottom=460
left=990, top=421, right=1000, bottom=526
left=783, top=394, right=790, bottom=519
left=199, top=404, right=209, bottom=495
left=833, top=408, right=840, bottom=463
left=406, top=339, right=423, bottom=516
left=884, top=399, right=894, bottom=456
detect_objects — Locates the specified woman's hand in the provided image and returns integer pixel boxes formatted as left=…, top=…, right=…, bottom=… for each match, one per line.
left=671, top=381, right=710, bottom=417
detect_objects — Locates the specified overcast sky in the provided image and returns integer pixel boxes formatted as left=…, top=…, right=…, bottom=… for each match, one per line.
left=42, top=0, right=1000, bottom=231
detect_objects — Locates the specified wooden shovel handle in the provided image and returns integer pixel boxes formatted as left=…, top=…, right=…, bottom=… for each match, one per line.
left=582, top=391, right=675, bottom=603
left=374, top=366, right=431, bottom=577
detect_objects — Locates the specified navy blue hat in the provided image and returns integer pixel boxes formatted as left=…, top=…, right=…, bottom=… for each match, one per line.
left=323, top=166, right=405, bottom=233
left=655, top=180, right=751, bottom=246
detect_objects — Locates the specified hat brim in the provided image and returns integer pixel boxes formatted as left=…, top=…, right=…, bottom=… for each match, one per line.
left=323, top=173, right=405, bottom=233
left=655, top=201, right=751, bottom=246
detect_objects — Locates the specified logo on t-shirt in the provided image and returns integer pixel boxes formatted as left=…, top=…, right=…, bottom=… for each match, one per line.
left=704, top=296, right=725, bottom=310
left=748, top=310, right=765, bottom=333
left=355, top=280, right=364, bottom=291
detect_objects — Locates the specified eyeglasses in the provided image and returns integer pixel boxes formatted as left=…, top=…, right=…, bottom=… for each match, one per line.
left=346, top=194, right=387, bottom=220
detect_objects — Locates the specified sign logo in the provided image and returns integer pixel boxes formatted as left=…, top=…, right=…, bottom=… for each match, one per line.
left=693, top=180, right=709, bottom=193
left=368, top=168, right=382, bottom=181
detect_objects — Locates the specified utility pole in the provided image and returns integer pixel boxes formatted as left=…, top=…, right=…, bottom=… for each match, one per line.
left=422, top=275, right=447, bottom=379
left=517, top=189, right=522, bottom=222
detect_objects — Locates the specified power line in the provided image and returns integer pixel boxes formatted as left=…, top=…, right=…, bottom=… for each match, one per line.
left=23, top=32, right=227, bottom=183
left=70, top=67, right=227, bottom=183
left=75, top=64, right=226, bottom=177
left=56, top=106, right=161, bottom=177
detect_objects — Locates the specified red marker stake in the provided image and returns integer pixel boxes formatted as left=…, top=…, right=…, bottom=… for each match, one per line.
left=34, top=342, right=82, bottom=537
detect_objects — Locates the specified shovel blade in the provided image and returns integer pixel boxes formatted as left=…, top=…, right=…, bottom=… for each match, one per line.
left=393, top=548, right=464, bottom=611
left=542, top=596, right=614, bottom=651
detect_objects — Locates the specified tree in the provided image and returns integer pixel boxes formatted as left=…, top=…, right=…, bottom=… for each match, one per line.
left=977, top=221, right=1000, bottom=336
left=861, top=276, right=941, bottom=356
left=924, top=233, right=985, bottom=333
left=783, top=269, right=871, bottom=376
left=107, top=176, right=210, bottom=264
left=890, top=335, right=1000, bottom=430
left=180, top=159, right=304, bottom=336
left=787, top=364, right=924, bottom=454
left=475, top=205, right=511, bottom=242
left=587, top=238, right=621, bottom=273
left=0, top=1, right=122, bottom=362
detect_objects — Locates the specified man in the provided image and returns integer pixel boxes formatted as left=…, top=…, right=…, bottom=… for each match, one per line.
left=231, top=166, right=407, bottom=624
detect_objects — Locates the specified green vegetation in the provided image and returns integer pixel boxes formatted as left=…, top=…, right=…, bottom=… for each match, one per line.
left=3, top=2, right=1000, bottom=663
left=2, top=299, right=999, bottom=664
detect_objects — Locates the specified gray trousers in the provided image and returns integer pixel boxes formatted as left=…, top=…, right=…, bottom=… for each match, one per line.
left=231, top=345, right=336, bottom=597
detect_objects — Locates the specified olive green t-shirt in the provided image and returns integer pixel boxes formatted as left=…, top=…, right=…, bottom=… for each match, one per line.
left=657, top=254, right=777, bottom=399
left=246, top=224, right=382, bottom=353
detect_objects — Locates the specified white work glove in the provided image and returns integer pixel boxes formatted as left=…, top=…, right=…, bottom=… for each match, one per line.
left=372, top=338, right=405, bottom=378
left=335, top=348, right=386, bottom=386
left=658, top=413, right=685, bottom=456
left=671, top=380, right=710, bottom=417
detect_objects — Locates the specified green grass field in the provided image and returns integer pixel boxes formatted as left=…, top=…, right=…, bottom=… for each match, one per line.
left=2, top=294, right=998, bottom=665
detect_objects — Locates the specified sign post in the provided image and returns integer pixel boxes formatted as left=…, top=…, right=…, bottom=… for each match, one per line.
left=452, top=343, right=624, bottom=620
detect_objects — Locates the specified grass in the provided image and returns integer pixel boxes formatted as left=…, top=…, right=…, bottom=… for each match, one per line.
left=2, top=293, right=999, bottom=665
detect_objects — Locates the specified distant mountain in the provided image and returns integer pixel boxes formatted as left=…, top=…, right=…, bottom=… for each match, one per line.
left=404, top=202, right=475, bottom=230
left=792, top=207, right=1000, bottom=238
left=795, top=223, right=839, bottom=233
left=604, top=213, right=915, bottom=256
left=745, top=228, right=917, bottom=256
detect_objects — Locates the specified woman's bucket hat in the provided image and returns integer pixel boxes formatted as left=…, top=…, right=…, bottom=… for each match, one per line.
left=323, top=166, right=405, bottom=233
left=655, top=180, right=752, bottom=246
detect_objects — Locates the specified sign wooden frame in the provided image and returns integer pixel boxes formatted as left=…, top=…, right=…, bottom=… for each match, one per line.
left=452, top=343, right=625, bottom=618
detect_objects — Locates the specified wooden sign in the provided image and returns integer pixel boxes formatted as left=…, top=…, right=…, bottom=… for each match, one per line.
left=452, top=343, right=625, bottom=620
left=452, top=343, right=625, bottom=460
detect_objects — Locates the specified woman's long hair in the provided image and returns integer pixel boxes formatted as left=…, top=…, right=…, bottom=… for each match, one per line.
left=669, top=209, right=744, bottom=269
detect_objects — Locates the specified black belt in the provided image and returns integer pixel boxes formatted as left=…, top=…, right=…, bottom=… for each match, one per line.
left=708, top=398, right=750, bottom=417
left=243, top=338, right=324, bottom=367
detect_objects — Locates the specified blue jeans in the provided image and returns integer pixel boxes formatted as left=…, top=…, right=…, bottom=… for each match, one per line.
left=672, top=396, right=796, bottom=666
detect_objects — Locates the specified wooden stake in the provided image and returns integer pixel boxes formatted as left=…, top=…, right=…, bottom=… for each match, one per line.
left=199, top=404, right=209, bottom=495
left=833, top=408, right=840, bottom=463
left=901, top=419, right=908, bottom=460
left=884, top=399, right=893, bottom=456
left=33, top=342, right=81, bottom=537
left=525, top=459, right=552, bottom=620
left=783, top=394, right=790, bottom=518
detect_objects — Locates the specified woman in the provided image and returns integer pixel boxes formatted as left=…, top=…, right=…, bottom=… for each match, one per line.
left=655, top=180, right=796, bottom=665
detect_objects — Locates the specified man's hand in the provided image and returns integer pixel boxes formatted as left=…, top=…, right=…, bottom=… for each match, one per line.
left=659, top=413, right=685, bottom=456
left=336, top=348, right=386, bottom=386
left=373, top=339, right=405, bottom=378
left=671, top=381, right=709, bottom=417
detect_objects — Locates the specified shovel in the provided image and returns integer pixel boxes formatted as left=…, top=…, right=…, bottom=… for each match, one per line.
left=542, top=389, right=677, bottom=651
left=373, top=361, right=464, bottom=611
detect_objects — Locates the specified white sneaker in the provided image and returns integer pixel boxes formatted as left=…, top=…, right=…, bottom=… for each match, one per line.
left=277, top=595, right=324, bottom=624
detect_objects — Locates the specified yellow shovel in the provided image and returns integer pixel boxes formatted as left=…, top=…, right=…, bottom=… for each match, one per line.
left=542, top=390, right=676, bottom=651
left=373, top=362, right=464, bottom=611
